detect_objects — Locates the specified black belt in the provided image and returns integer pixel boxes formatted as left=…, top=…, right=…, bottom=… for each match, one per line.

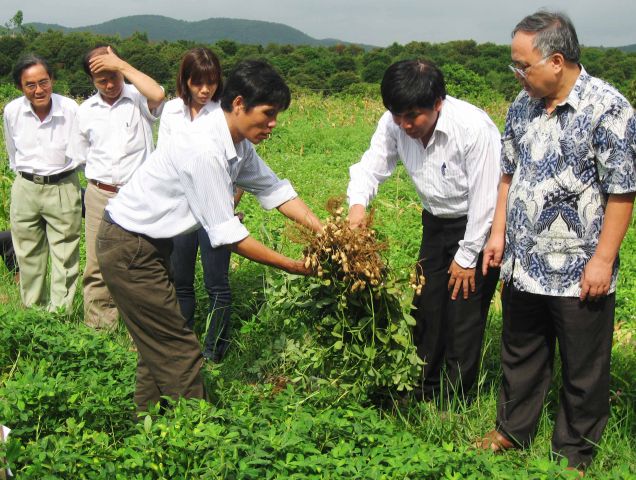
left=19, top=169, right=75, bottom=185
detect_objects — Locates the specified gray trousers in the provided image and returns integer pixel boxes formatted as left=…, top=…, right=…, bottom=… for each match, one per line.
left=96, top=215, right=205, bottom=412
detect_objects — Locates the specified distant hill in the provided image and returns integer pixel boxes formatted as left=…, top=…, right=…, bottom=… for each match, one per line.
left=618, top=44, right=636, bottom=53
left=27, top=15, right=373, bottom=48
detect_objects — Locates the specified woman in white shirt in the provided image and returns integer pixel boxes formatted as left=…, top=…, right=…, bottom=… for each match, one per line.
left=158, top=48, right=240, bottom=362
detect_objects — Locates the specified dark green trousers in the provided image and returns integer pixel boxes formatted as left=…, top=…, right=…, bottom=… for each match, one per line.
left=96, top=216, right=205, bottom=412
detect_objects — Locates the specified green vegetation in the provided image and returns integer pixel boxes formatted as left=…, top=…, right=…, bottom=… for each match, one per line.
left=1, top=32, right=635, bottom=478
left=1, top=15, right=635, bottom=105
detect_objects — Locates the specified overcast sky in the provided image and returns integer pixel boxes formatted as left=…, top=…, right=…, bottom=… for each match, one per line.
left=4, top=0, right=635, bottom=48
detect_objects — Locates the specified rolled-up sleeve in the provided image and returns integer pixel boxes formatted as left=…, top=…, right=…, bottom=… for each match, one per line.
left=178, top=146, right=250, bottom=248
left=206, top=216, right=249, bottom=248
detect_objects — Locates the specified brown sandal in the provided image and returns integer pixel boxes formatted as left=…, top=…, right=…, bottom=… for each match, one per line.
left=476, top=429, right=515, bottom=452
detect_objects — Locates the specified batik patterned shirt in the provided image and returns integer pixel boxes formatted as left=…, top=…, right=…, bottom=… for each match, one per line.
left=501, top=68, right=636, bottom=297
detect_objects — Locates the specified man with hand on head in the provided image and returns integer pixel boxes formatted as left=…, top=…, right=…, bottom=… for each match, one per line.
left=67, top=45, right=165, bottom=330
left=96, top=60, right=322, bottom=413
left=347, top=60, right=501, bottom=403
left=3, top=55, right=81, bottom=311
left=479, top=11, right=636, bottom=473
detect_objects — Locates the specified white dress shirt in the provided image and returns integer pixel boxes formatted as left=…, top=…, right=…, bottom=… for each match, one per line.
left=3, top=93, right=78, bottom=175
left=107, top=106, right=297, bottom=247
left=347, top=96, right=501, bottom=268
left=66, top=84, right=162, bottom=185
left=157, top=97, right=220, bottom=149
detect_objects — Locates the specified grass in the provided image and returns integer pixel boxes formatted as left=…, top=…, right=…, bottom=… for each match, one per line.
left=1, top=91, right=635, bottom=478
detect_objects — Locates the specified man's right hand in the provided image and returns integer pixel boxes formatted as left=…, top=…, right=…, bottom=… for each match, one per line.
left=482, top=233, right=505, bottom=276
left=285, top=259, right=314, bottom=276
left=347, top=204, right=367, bottom=229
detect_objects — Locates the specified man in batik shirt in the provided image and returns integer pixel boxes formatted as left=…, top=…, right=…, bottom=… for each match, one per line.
left=480, top=11, right=636, bottom=473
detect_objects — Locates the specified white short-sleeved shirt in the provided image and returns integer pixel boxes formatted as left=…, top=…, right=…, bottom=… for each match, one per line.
left=67, top=84, right=162, bottom=185
left=107, top=106, right=297, bottom=247
left=3, top=93, right=78, bottom=175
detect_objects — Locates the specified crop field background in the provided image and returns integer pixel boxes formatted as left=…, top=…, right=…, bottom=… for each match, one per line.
left=0, top=89, right=635, bottom=479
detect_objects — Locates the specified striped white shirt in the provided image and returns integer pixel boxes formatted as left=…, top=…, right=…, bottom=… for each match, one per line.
left=3, top=94, right=78, bottom=175
left=347, top=96, right=501, bottom=268
left=106, top=106, right=297, bottom=247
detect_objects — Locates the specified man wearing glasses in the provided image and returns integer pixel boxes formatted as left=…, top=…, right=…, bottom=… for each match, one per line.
left=480, top=11, right=636, bottom=473
left=3, top=55, right=81, bottom=310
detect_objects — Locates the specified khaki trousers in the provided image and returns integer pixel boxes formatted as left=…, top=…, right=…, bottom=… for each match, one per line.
left=96, top=217, right=205, bottom=412
left=83, top=182, right=119, bottom=329
left=10, top=173, right=81, bottom=311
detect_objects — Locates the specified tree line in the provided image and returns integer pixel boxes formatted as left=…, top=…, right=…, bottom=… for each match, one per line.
left=1, top=24, right=635, bottom=106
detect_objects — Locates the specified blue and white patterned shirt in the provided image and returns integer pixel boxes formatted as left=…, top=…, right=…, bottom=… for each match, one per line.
left=501, top=68, right=636, bottom=297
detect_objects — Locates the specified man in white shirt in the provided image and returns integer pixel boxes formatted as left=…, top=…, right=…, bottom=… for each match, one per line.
left=96, top=60, right=322, bottom=413
left=3, top=55, right=81, bottom=311
left=347, top=60, right=501, bottom=402
left=67, top=45, right=165, bottom=330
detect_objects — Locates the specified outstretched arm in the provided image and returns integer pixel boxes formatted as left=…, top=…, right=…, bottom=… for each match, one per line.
left=277, top=197, right=323, bottom=233
left=230, top=235, right=312, bottom=275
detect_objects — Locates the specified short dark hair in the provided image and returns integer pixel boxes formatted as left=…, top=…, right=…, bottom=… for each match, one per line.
left=380, top=60, right=446, bottom=114
left=220, top=60, right=290, bottom=112
left=82, top=44, right=121, bottom=77
left=513, top=11, right=580, bottom=63
left=12, top=54, right=52, bottom=87
left=177, top=48, right=223, bottom=105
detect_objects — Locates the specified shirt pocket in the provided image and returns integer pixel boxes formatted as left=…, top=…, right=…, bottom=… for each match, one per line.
left=123, top=121, right=147, bottom=156
left=45, top=138, right=69, bottom=166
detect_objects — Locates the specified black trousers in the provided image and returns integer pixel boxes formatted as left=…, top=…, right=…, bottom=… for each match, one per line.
left=496, top=283, right=615, bottom=469
left=0, top=230, right=18, bottom=273
left=411, top=210, right=499, bottom=400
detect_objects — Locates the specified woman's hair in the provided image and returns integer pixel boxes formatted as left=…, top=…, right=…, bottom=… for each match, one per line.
left=177, top=47, right=223, bottom=105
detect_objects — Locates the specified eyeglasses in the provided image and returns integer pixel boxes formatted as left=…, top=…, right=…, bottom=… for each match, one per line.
left=23, top=79, right=51, bottom=92
left=508, top=55, right=553, bottom=79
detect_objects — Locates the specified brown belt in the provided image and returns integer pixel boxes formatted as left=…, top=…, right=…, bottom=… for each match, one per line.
left=89, top=179, right=120, bottom=193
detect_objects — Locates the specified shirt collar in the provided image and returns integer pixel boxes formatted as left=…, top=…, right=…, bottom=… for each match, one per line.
left=89, top=83, right=134, bottom=107
left=21, top=93, right=63, bottom=122
left=560, top=66, right=589, bottom=112
left=433, top=98, right=450, bottom=138
left=182, top=99, right=220, bottom=119
left=212, top=107, right=238, bottom=160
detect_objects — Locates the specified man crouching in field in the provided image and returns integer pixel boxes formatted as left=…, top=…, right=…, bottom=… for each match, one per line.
left=347, top=60, right=501, bottom=403
left=96, top=60, right=322, bottom=413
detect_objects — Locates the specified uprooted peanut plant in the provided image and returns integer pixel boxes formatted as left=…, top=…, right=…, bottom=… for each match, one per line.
left=279, top=197, right=425, bottom=399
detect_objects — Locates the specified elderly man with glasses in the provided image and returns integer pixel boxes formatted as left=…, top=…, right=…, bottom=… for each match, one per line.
left=3, top=55, right=81, bottom=311
left=479, top=11, right=636, bottom=474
